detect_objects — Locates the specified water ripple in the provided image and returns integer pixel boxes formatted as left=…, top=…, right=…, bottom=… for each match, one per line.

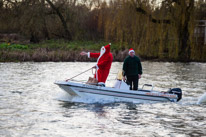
left=0, top=62, right=206, bottom=137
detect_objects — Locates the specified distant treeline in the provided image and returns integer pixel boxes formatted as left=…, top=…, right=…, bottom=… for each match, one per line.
left=0, top=0, right=206, bottom=62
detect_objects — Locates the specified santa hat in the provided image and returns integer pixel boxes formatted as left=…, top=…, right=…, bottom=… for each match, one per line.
left=129, top=48, right=135, bottom=54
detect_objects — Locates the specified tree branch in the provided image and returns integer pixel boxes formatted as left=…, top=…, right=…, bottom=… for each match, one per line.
left=135, top=7, right=170, bottom=24
left=45, top=0, right=72, bottom=40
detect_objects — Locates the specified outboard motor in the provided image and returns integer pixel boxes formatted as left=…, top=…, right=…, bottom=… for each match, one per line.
left=168, top=88, right=182, bottom=101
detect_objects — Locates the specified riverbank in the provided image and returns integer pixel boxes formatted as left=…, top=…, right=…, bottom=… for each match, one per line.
left=0, top=49, right=130, bottom=62
left=0, top=40, right=205, bottom=62
left=0, top=40, right=130, bottom=62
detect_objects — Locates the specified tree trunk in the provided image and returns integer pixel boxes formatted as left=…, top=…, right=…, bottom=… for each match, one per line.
left=45, top=0, right=72, bottom=40
left=41, top=0, right=50, bottom=40
left=178, top=0, right=194, bottom=61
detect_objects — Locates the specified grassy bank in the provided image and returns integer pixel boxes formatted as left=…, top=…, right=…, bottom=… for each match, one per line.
left=0, top=40, right=129, bottom=62
left=1, top=40, right=205, bottom=62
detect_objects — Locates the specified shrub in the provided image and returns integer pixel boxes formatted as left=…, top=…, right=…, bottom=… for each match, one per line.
left=0, top=43, right=29, bottom=50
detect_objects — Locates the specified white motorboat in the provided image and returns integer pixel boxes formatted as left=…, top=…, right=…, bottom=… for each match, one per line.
left=54, top=80, right=182, bottom=103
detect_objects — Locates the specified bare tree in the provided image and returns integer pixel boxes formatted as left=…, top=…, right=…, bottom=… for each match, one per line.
left=132, top=0, right=194, bottom=61
left=45, top=0, right=72, bottom=40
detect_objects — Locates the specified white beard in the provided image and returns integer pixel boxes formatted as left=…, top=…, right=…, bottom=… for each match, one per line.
left=97, top=46, right=106, bottom=63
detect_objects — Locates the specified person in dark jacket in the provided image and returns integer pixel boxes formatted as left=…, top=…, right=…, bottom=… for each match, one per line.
left=123, top=48, right=142, bottom=90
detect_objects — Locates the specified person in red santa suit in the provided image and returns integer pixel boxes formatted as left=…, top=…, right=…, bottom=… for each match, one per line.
left=80, top=44, right=113, bottom=86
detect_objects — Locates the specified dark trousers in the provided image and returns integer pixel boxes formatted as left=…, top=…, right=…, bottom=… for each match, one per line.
left=126, top=75, right=139, bottom=90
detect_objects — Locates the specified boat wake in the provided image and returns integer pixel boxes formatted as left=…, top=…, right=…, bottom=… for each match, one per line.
left=197, top=92, right=206, bottom=105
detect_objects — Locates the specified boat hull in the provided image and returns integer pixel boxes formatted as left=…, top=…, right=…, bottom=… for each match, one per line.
left=55, top=81, right=179, bottom=103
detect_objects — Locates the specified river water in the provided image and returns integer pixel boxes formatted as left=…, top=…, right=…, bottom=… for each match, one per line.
left=0, top=62, right=206, bottom=137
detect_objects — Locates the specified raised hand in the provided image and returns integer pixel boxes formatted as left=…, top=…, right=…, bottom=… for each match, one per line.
left=80, top=51, right=87, bottom=56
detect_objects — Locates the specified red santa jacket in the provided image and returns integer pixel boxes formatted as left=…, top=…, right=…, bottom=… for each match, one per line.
left=88, top=44, right=113, bottom=70
left=88, top=44, right=113, bottom=83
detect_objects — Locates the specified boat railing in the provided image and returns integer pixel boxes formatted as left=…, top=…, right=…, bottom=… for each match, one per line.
left=142, top=84, right=154, bottom=91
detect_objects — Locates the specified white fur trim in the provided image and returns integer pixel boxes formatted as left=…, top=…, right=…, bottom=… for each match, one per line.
left=98, top=82, right=105, bottom=86
left=95, top=46, right=106, bottom=82
left=95, top=64, right=99, bottom=70
left=129, top=50, right=135, bottom=54
left=95, top=68, right=98, bottom=80
left=109, top=43, right=111, bottom=45
left=88, top=52, right=90, bottom=58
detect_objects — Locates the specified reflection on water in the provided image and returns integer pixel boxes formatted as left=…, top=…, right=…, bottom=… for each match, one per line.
left=0, top=62, right=206, bottom=137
